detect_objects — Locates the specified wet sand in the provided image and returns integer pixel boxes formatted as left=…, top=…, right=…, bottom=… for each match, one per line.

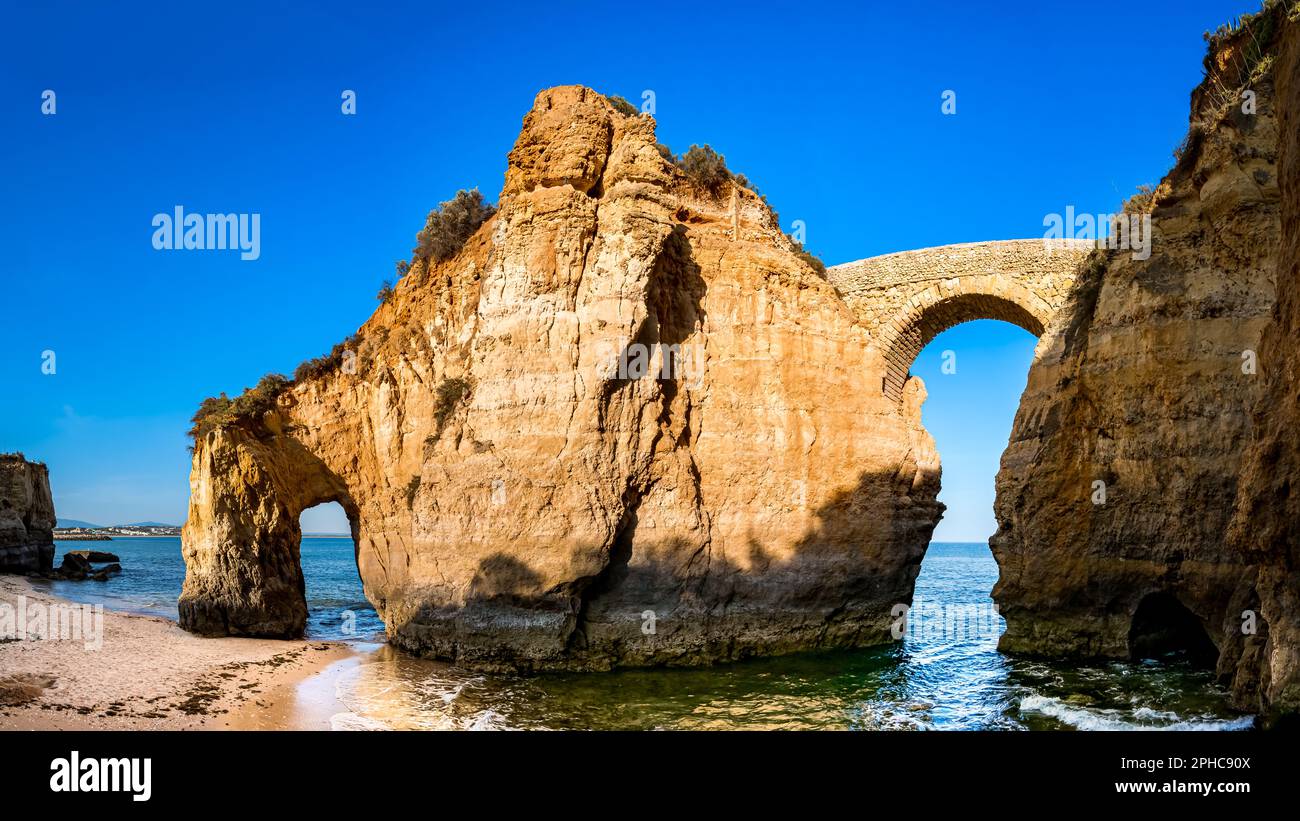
left=0, top=574, right=355, bottom=730
left=221, top=651, right=374, bottom=730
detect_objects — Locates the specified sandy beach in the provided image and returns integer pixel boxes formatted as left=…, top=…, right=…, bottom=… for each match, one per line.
left=0, top=573, right=355, bottom=730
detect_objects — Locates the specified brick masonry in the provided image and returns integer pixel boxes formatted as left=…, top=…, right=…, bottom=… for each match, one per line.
left=827, top=239, right=1093, bottom=399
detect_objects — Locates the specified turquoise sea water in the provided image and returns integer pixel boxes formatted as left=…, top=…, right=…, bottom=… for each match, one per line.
left=37, top=536, right=384, bottom=641
left=37, top=539, right=1253, bottom=730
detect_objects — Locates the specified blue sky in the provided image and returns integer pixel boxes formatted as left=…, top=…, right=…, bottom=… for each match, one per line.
left=0, top=0, right=1259, bottom=536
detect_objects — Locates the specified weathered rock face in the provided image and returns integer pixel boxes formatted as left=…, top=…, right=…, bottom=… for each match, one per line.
left=179, top=9, right=1300, bottom=702
left=993, top=6, right=1297, bottom=717
left=0, top=454, right=56, bottom=573
left=1229, top=7, right=1300, bottom=719
left=180, top=86, right=945, bottom=669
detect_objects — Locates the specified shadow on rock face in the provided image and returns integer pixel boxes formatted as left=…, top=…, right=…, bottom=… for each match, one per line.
left=384, top=462, right=943, bottom=672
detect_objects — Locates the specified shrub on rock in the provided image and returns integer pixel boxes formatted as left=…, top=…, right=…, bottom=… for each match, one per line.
left=413, top=189, right=496, bottom=264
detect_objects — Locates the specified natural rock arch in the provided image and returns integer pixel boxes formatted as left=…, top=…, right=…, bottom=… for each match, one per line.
left=827, top=239, right=1093, bottom=400
left=175, top=88, right=1092, bottom=674
left=178, top=425, right=362, bottom=638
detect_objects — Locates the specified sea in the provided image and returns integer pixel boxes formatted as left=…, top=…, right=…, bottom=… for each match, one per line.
left=37, top=538, right=1255, bottom=731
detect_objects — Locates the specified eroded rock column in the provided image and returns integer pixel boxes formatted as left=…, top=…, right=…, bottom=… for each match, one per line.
left=0, top=454, right=56, bottom=573
left=178, top=421, right=356, bottom=637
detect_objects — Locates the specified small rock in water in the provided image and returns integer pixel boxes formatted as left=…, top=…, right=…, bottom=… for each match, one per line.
left=90, top=563, right=122, bottom=582
left=56, top=553, right=121, bottom=581
left=58, top=553, right=91, bottom=579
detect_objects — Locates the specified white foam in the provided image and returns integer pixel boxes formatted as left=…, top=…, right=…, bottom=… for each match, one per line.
left=328, top=711, right=391, bottom=731
left=1019, top=695, right=1255, bottom=731
left=467, top=710, right=509, bottom=731
left=428, top=677, right=482, bottom=705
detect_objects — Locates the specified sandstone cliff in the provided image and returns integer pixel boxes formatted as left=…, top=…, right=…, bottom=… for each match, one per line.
left=0, top=454, right=56, bottom=573
left=1229, top=4, right=1300, bottom=719
left=179, top=87, right=944, bottom=669
left=180, top=6, right=1300, bottom=713
left=992, top=3, right=1298, bottom=718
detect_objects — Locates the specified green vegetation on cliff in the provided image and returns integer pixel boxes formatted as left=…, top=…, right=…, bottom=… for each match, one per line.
left=605, top=94, right=639, bottom=118
left=188, top=373, right=290, bottom=443
left=413, top=189, right=496, bottom=264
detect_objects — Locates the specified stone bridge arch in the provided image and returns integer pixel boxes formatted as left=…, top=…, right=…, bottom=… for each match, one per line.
left=827, top=239, right=1094, bottom=400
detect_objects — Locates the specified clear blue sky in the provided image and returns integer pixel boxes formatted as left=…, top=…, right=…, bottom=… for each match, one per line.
left=0, top=0, right=1259, bottom=535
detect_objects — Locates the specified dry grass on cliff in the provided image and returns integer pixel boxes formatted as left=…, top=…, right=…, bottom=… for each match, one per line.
left=293, top=334, right=360, bottom=383
left=790, top=242, right=828, bottom=277
left=657, top=143, right=829, bottom=276
left=606, top=94, right=639, bottom=117
left=1169, top=1, right=1294, bottom=173
left=1122, top=183, right=1158, bottom=214
left=1197, top=1, right=1294, bottom=123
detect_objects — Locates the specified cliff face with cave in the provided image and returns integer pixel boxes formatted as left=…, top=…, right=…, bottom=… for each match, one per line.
left=1230, top=6, right=1300, bottom=718
left=179, top=86, right=946, bottom=668
left=0, top=454, right=56, bottom=573
left=992, top=5, right=1300, bottom=719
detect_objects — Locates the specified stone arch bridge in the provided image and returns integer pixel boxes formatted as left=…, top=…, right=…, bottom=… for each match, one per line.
left=827, top=239, right=1095, bottom=400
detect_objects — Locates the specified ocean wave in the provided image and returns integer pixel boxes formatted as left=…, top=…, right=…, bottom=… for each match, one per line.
left=328, top=711, right=391, bottom=731
left=428, top=677, right=482, bottom=705
left=467, top=710, right=509, bottom=731
left=1019, top=695, right=1255, bottom=731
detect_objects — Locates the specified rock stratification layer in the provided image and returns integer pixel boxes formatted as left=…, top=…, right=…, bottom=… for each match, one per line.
left=992, top=5, right=1299, bottom=719
left=1230, top=6, right=1300, bottom=718
left=0, top=454, right=56, bottom=573
left=180, top=87, right=955, bottom=669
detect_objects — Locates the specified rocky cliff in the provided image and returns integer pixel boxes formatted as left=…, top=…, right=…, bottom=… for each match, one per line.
left=1229, top=4, right=1300, bottom=719
left=179, top=6, right=1300, bottom=708
left=0, top=454, right=56, bottom=573
left=992, top=3, right=1299, bottom=718
left=179, top=87, right=944, bottom=669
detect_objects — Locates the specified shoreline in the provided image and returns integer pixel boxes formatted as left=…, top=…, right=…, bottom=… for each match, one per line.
left=0, top=573, right=362, bottom=730
left=55, top=534, right=181, bottom=538
left=220, top=649, right=377, bottom=730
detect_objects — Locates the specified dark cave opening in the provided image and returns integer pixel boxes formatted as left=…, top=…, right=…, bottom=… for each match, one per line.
left=1128, top=592, right=1219, bottom=668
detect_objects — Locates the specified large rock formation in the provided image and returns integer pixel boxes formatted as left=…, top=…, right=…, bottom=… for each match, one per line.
left=179, top=87, right=945, bottom=669
left=993, top=3, right=1299, bottom=719
left=0, top=454, right=56, bottom=573
left=179, top=4, right=1300, bottom=716
left=1229, top=4, right=1300, bottom=719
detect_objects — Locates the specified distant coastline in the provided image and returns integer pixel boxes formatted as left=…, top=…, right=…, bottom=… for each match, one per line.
left=54, top=525, right=181, bottom=540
